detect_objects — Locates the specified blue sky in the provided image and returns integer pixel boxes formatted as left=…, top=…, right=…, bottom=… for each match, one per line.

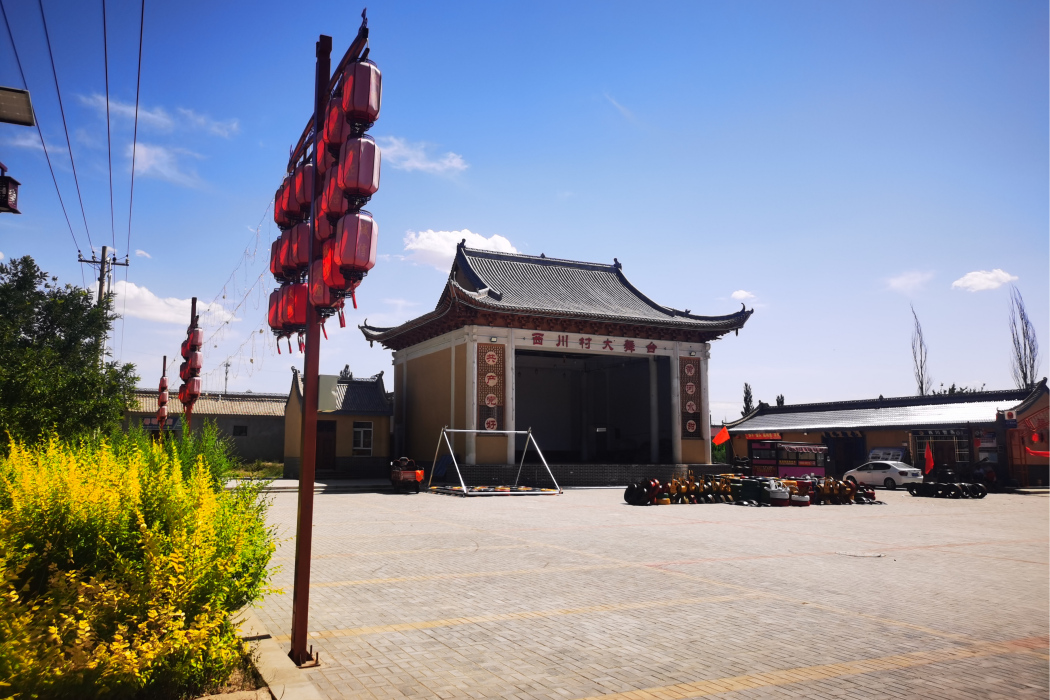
left=1, top=0, right=1046, bottom=420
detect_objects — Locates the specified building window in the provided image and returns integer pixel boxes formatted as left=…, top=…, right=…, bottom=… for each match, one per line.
left=232, top=425, right=248, bottom=437
left=353, top=421, right=373, bottom=456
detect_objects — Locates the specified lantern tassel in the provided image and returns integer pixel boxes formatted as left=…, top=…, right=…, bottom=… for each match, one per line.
left=321, top=320, right=328, bottom=340
left=337, top=302, right=346, bottom=328
left=351, top=288, right=358, bottom=309
left=288, top=337, right=293, bottom=354
left=276, top=338, right=282, bottom=355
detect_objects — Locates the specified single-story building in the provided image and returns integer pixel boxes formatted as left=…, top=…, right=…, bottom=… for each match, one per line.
left=126, top=389, right=286, bottom=462
left=360, top=243, right=751, bottom=470
left=725, top=379, right=1049, bottom=486
left=283, top=367, right=393, bottom=478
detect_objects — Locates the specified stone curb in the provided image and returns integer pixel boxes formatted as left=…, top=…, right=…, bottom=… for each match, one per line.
left=235, top=609, right=324, bottom=700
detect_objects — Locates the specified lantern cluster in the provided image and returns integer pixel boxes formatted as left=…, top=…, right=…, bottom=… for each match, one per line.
left=178, top=322, right=202, bottom=413
left=268, top=57, right=382, bottom=352
left=156, top=358, right=169, bottom=427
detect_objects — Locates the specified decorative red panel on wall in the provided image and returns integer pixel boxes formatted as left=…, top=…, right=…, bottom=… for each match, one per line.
left=680, top=357, right=702, bottom=440
left=477, top=343, right=505, bottom=432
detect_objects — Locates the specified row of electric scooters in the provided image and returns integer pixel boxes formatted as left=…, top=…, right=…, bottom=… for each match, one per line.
left=624, top=473, right=884, bottom=507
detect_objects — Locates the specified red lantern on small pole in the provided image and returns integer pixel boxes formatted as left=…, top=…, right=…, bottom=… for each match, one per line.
left=177, top=298, right=202, bottom=431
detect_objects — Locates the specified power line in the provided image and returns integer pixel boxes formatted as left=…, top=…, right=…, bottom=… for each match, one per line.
left=37, top=0, right=94, bottom=252
left=118, top=0, right=146, bottom=361
left=101, top=0, right=114, bottom=251
left=0, top=0, right=86, bottom=286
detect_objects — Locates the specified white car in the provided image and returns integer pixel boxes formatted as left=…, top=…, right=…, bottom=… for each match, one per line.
left=843, top=461, right=923, bottom=490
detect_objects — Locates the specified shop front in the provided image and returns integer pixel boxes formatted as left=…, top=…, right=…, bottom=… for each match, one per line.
left=727, top=381, right=1049, bottom=485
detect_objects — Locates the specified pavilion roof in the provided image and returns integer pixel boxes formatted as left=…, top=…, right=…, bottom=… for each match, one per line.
left=361, top=244, right=752, bottom=350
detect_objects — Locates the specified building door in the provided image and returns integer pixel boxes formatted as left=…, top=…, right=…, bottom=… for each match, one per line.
left=317, top=420, right=337, bottom=472
left=826, top=436, right=866, bottom=476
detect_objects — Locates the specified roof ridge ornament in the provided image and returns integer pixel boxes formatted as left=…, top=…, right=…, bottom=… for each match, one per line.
left=613, top=257, right=621, bottom=270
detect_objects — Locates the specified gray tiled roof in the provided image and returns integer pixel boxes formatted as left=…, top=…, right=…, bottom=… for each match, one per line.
left=294, top=372, right=392, bottom=415
left=731, top=399, right=1018, bottom=432
left=727, top=383, right=1046, bottom=432
left=332, top=378, right=392, bottom=415
left=361, top=245, right=752, bottom=347
left=454, top=248, right=748, bottom=329
left=131, top=390, right=286, bottom=417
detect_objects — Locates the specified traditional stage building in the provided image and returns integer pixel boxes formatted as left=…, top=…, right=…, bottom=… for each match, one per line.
left=360, top=244, right=751, bottom=467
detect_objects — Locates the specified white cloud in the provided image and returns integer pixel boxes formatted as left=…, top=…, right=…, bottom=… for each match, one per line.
left=731, top=290, right=755, bottom=300
left=951, top=269, right=1018, bottom=292
left=886, top=270, right=935, bottom=294
left=604, top=93, right=636, bottom=122
left=79, top=94, right=174, bottom=130
left=175, top=108, right=240, bottom=138
left=0, top=252, right=5, bottom=261
left=135, top=249, right=151, bottom=258
left=403, top=229, right=517, bottom=271
left=375, top=136, right=467, bottom=174
left=78, top=95, right=238, bottom=137
left=112, top=280, right=233, bottom=325
left=130, top=143, right=203, bottom=188
left=4, top=131, right=63, bottom=153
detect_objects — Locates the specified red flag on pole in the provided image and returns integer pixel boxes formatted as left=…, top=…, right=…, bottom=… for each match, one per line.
left=924, top=442, right=934, bottom=474
left=713, top=425, right=730, bottom=446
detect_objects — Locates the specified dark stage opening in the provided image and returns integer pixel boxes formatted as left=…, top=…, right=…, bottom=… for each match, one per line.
left=514, top=350, right=672, bottom=464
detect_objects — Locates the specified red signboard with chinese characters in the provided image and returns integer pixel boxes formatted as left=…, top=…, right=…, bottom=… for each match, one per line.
left=521, top=331, right=664, bottom=355
left=477, top=343, right=505, bottom=431
left=680, top=357, right=702, bottom=440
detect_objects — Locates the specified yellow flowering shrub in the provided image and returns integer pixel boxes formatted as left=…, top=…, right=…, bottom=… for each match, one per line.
left=0, top=436, right=275, bottom=699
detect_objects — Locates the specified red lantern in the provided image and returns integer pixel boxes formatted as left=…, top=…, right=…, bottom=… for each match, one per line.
left=342, top=59, right=382, bottom=128
left=274, top=180, right=293, bottom=228
left=322, top=99, right=348, bottom=150
left=158, top=377, right=168, bottom=392
left=156, top=405, right=167, bottom=423
left=293, top=163, right=314, bottom=209
left=187, top=328, right=203, bottom=347
left=320, top=166, right=348, bottom=218
left=158, top=389, right=168, bottom=405
left=283, top=283, right=308, bottom=331
left=288, top=222, right=311, bottom=271
left=334, top=210, right=378, bottom=278
left=270, top=238, right=287, bottom=281
left=322, top=239, right=348, bottom=290
left=315, top=212, right=335, bottom=242
left=267, top=289, right=283, bottom=333
left=318, top=146, right=336, bottom=173
left=181, top=377, right=201, bottom=400
left=309, top=259, right=342, bottom=309
left=279, top=229, right=295, bottom=274
left=338, top=136, right=380, bottom=200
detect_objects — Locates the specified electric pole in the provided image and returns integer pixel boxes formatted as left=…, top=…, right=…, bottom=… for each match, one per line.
left=223, top=361, right=231, bottom=395
left=79, top=245, right=129, bottom=362
left=79, top=245, right=129, bottom=307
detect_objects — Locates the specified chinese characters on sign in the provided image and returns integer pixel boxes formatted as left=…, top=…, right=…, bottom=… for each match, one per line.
left=522, top=332, right=668, bottom=354
left=477, top=343, right=505, bottom=430
left=679, top=357, right=702, bottom=440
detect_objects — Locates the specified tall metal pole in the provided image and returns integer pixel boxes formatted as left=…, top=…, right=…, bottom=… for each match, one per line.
left=289, top=33, right=331, bottom=668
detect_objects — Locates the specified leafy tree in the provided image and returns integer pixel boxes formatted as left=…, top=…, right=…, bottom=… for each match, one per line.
left=776, top=394, right=785, bottom=407
left=932, top=383, right=985, bottom=395
left=741, top=382, right=754, bottom=416
left=0, top=256, right=137, bottom=442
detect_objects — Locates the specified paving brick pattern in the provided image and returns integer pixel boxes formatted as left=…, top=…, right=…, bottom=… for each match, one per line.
left=253, top=489, right=1049, bottom=699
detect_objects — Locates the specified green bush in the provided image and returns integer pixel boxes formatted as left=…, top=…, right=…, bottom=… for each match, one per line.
left=0, top=432, right=276, bottom=699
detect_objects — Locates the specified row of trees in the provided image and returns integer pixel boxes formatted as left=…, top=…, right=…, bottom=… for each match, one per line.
left=741, top=286, right=1040, bottom=416
left=912, top=286, right=1040, bottom=396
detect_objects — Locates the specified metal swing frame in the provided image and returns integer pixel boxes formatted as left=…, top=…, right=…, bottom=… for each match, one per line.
left=426, top=427, right=562, bottom=496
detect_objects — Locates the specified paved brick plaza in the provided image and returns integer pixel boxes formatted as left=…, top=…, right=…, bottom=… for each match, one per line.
left=254, top=488, right=1049, bottom=700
